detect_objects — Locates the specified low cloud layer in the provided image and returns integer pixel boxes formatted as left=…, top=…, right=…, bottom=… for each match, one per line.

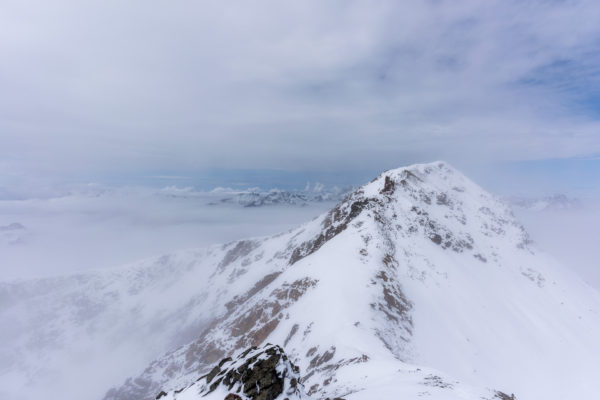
left=0, top=186, right=336, bottom=279
left=516, top=203, right=600, bottom=289
left=1, top=0, right=600, bottom=182
left=1, top=183, right=597, bottom=288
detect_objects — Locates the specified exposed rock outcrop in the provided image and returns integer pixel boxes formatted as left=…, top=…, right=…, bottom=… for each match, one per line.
left=157, top=344, right=304, bottom=400
left=494, top=391, right=517, bottom=400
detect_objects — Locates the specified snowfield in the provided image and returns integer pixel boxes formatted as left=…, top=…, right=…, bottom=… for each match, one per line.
left=2, top=162, right=599, bottom=400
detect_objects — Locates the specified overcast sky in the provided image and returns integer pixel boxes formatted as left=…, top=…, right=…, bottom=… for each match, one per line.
left=1, top=0, right=600, bottom=192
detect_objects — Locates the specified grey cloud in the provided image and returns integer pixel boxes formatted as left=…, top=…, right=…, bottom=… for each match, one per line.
left=1, top=0, right=600, bottom=180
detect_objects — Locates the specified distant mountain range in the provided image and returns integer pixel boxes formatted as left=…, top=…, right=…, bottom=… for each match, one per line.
left=505, top=194, right=582, bottom=211
left=205, top=186, right=352, bottom=207
left=0, top=222, right=27, bottom=245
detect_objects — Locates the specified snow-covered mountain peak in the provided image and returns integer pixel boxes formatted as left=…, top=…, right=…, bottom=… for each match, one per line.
left=290, top=160, right=530, bottom=269
left=102, top=161, right=592, bottom=400
left=4, top=162, right=598, bottom=400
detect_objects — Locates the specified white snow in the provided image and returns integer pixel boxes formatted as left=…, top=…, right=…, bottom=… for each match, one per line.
left=3, top=161, right=600, bottom=400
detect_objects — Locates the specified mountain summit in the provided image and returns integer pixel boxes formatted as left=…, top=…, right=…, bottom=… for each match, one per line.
left=102, top=161, right=600, bottom=400
left=4, top=162, right=597, bottom=400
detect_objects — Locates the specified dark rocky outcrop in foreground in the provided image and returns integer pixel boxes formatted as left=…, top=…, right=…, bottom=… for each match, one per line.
left=203, top=344, right=296, bottom=400
left=495, top=391, right=517, bottom=400
left=157, top=344, right=309, bottom=400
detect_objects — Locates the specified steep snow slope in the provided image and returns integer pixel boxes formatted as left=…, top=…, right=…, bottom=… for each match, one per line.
left=104, top=162, right=600, bottom=400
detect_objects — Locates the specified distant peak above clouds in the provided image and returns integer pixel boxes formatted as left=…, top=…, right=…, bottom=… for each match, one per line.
left=506, top=194, right=582, bottom=212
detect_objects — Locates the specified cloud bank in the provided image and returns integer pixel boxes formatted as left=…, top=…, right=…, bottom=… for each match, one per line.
left=0, top=186, right=336, bottom=279
left=1, top=0, right=600, bottom=182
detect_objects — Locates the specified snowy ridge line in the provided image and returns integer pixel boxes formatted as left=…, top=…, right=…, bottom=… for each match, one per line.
left=3, top=161, right=599, bottom=400
left=102, top=161, right=600, bottom=400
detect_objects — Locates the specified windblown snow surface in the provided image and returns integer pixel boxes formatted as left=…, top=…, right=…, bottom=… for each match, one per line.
left=3, top=162, right=599, bottom=400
